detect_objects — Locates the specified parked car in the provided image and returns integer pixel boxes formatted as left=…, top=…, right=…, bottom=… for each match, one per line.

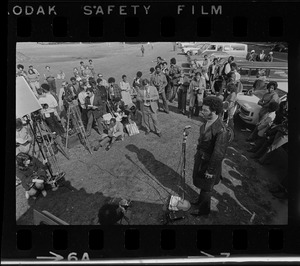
left=181, top=43, right=207, bottom=54
left=238, top=61, right=288, bottom=90
left=187, top=52, right=246, bottom=66
left=236, top=81, right=287, bottom=125
left=193, top=42, right=248, bottom=58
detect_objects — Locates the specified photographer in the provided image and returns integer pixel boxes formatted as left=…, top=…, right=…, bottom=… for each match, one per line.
left=16, top=118, right=33, bottom=155
left=16, top=153, right=48, bottom=199
left=168, top=58, right=183, bottom=102
left=177, top=73, right=190, bottom=115
left=85, top=87, right=106, bottom=137
left=38, top=84, right=65, bottom=137
left=150, top=65, right=169, bottom=114
left=188, top=72, right=205, bottom=118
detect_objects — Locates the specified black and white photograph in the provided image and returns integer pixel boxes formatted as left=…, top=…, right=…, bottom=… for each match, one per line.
left=15, top=41, right=288, bottom=225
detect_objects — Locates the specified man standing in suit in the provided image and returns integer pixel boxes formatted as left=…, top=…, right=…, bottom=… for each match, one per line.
left=150, top=65, right=169, bottom=114
left=85, top=87, right=106, bottom=137
left=137, top=79, right=162, bottom=137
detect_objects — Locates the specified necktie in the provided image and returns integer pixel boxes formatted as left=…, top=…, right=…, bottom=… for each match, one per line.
left=85, top=96, right=91, bottom=105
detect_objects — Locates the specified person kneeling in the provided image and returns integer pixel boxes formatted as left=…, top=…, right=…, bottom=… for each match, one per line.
left=93, top=118, right=125, bottom=151
left=16, top=153, right=48, bottom=200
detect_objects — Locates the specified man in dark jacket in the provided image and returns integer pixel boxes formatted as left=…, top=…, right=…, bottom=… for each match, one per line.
left=85, top=87, right=106, bottom=137
left=191, top=96, right=228, bottom=216
left=168, top=57, right=182, bottom=102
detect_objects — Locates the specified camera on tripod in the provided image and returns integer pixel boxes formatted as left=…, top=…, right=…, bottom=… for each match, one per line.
left=41, top=103, right=49, bottom=109
left=31, top=110, right=43, bottom=122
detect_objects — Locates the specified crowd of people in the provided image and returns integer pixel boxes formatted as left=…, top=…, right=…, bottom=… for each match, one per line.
left=246, top=49, right=274, bottom=62
left=16, top=49, right=288, bottom=209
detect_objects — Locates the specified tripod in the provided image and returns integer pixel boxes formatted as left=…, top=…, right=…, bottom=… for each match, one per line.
left=65, top=103, right=93, bottom=154
left=26, top=114, right=68, bottom=188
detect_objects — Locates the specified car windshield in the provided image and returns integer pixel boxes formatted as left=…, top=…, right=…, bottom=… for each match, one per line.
left=239, top=67, right=288, bottom=79
left=253, top=88, right=287, bottom=100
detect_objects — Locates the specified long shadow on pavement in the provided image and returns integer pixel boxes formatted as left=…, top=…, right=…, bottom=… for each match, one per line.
left=125, top=144, right=199, bottom=203
left=16, top=178, right=169, bottom=225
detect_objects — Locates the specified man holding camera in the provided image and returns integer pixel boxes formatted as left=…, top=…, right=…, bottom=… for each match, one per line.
left=38, top=83, right=65, bottom=137
left=85, top=87, right=106, bottom=137
left=168, top=57, right=182, bottom=102
left=150, top=65, right=169, bottom=114
left=188, top=72, right=205, bottom=118
left=136, top=79, right=162, bottom=137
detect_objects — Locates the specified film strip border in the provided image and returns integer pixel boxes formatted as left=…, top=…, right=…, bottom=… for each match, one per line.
left=10, top=226, right=300, bottom=259
left=5, top=0, right=300, bottom=261
left=7, top=2, right=297, bottom=40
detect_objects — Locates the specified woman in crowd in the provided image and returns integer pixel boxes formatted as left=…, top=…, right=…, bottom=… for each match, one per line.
left=120, top=75, right=133, bottom=106
left=258, top=81, right=280, bottom=121
left=246, top=101, right=279, bottom=144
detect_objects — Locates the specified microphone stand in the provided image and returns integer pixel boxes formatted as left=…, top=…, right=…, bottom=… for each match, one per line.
left=181, top=127, right=190, bottom=202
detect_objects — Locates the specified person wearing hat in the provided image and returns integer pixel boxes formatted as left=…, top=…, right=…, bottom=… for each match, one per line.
left=168, top=57, right=183, bottom=102
left=265, top=51, right=274, bottom=62
left=97, top=73, right=109, bottom=88
left=246, top=50, right=256, bottom=61
left=27, top=65, right=40, bottom=97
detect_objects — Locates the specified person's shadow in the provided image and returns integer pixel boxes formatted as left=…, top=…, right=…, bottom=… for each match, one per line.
left=125, top=144, right=198, bottom=202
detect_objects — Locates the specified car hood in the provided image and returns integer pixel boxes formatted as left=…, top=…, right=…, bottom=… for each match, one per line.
left=236, top=93, right=261, bottom=111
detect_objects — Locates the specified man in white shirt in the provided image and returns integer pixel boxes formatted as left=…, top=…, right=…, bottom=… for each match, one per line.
left=38, top=84, right=65, bottom=137
left=78, top=85, right=88, bottom=129
left=223, top=56, right=234, bottom=76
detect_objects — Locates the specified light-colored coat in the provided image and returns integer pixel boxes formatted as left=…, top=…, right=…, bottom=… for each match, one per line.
left=136, top=85, right=159, bottom=113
